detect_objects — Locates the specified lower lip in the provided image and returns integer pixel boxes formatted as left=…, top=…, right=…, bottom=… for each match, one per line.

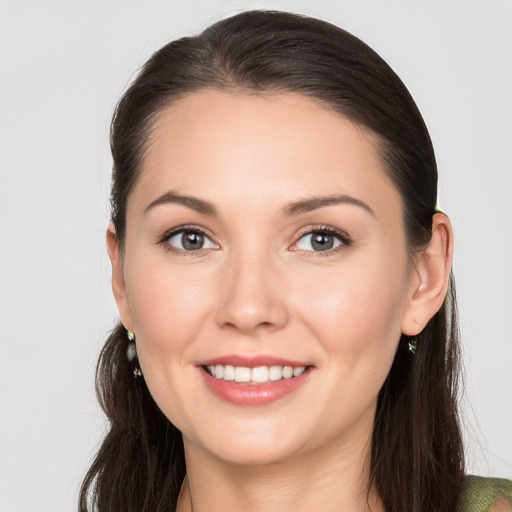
left=199, top=367, right=313, bottom=406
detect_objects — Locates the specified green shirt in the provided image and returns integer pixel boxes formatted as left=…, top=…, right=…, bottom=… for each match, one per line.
left=459, top=476, right=512, bottom=512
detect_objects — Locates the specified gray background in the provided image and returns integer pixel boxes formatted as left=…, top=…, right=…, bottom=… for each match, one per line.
left=1, top=1, right=511, bottom=510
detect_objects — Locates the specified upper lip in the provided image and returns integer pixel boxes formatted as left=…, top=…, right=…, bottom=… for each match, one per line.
left=197, top=355, right=312, bottom=368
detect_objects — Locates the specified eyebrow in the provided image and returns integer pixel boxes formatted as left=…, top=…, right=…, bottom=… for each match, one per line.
left=144, top=191, right=217, bottom=215
left=281, top=194, right=375, bottom=217
left=144, top=191, right=374, bottom=217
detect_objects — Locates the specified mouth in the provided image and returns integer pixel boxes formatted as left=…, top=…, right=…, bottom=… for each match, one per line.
left=197, top=357, right=315, bottom=406
left=203, top=364, right=308, bottom=384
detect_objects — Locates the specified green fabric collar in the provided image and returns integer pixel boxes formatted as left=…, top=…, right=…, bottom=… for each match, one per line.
left=459, top=475, right=512, bottom=512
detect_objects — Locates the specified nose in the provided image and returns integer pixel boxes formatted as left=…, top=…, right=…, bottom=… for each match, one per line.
left=214, top=251, right=289, bottom=335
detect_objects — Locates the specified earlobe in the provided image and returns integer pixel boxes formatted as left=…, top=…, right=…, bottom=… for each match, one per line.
left=106, top=224, right=134, bottom=332
left=401, top=213, right=453, bottom=336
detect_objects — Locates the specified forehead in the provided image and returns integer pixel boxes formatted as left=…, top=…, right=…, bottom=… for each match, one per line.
left=132, top=90, right=401, bottom=220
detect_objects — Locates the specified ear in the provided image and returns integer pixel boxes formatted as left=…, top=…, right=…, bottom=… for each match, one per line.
left=401, top=213, right=454, bottom=336
left=106, top=223, right=134, bottom=332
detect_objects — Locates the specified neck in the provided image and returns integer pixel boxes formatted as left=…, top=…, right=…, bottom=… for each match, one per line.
left=176, top=425, right=383, bottom=512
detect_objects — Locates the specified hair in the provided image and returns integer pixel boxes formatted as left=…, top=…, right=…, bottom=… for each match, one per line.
left=80, top=10, right=464, bottom=512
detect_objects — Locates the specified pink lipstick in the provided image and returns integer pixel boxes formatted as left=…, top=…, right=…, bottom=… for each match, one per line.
left=197, top=355, right=314, bottom=406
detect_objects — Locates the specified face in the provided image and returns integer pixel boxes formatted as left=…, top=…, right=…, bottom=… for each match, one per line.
left=111, top=90, right=421, bottom=466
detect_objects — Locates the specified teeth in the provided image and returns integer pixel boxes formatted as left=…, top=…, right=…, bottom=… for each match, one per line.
left=206, top=364, right=307, bottom=383
left=282, top=366, right=293, bottom=379
left=251, top=366, right=269, bottom=383
left=293, top=366, right=305, bottom=377
left=223, top=365, right=235, bottom=381
left=269, top=366, right=282, bottom=381
left=234, top=367, right=251, bottom=383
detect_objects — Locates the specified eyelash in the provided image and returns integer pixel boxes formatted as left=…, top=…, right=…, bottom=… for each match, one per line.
left=294, top=225, right=352, bottom=257
left=158, top=224, right=216, bottom=257
left=157, top=224, right=352, bottom=257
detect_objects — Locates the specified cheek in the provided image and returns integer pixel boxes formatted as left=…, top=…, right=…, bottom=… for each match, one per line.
left=283, top=255, right=410, bottom=443
left=123, top=253, right=217, bottom=365
left=293, top=253, right=410, bottom=375
left=122, top=254, right=221, bottom=430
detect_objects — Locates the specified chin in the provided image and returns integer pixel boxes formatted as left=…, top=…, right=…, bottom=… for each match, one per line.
left=208, top=439, right=301, bottom=467
left=185, top=417, right=308, bottom=467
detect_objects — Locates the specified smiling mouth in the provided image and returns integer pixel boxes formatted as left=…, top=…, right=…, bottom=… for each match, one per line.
left=203, top=364, right=309, bottom=384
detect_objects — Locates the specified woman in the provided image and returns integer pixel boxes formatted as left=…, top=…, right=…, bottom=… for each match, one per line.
left=79, top=10, right=511, bottom=512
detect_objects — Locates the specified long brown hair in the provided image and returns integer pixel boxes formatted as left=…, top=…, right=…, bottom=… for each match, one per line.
left=80, top=10, right=464, bottom=512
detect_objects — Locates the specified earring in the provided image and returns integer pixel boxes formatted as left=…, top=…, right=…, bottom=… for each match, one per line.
left=408, top=338, right=417, bottom=354
left=126, top=330, right=143, bottom=377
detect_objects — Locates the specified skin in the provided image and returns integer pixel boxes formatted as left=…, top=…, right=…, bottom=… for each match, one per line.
left=108, top=90, right=453, bottom=512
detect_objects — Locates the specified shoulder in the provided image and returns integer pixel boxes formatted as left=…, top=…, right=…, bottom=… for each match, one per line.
left=459, top=475, right=512, bottom=512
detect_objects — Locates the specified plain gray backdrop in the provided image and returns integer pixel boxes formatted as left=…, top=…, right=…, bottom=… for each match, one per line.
left=1, top=1, right=511, bottom=511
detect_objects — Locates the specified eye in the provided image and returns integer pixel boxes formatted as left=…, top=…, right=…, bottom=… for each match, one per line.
left=164, top=227, right=218, bottom=252
left=295, top=227, right=350, bottom=253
